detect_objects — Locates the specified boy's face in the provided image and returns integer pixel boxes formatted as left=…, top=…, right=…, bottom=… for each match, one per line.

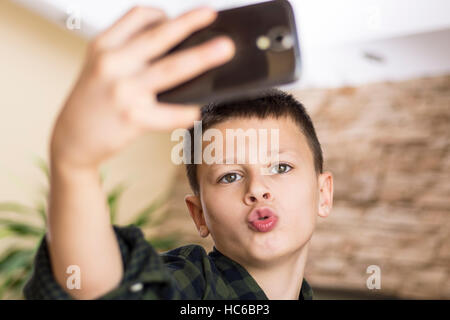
left=185, top=116, right=333, bottom=268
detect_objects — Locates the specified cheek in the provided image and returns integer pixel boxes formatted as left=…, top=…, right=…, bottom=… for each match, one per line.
left=202, top=189, right=244, bottom=233
left=278, top=178, right=317, bottom=234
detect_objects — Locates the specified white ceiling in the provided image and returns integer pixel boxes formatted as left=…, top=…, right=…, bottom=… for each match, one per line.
left=10, top=0, right=450, bottom=89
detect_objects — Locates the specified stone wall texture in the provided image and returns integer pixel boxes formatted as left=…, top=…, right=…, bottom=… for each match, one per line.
left=153, top=75, right=449, bottom=299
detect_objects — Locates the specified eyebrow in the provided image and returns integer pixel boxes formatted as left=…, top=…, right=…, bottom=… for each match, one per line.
left=210, top=149, right=299, bottom=167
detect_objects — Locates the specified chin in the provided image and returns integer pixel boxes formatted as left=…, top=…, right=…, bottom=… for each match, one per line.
left=248, top=235, right=310, bottom=264
left=247, top=238, right=288, bottom=262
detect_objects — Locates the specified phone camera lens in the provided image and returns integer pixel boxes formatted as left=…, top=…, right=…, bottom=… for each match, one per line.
left=267, top=26, right=293, bottom=52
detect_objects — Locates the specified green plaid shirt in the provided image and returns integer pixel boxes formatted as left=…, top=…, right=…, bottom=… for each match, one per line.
left=23, top=224, right=313, bottom=300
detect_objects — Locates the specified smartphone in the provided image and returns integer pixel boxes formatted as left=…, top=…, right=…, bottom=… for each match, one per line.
left=156, top=0, right=301, bottom=105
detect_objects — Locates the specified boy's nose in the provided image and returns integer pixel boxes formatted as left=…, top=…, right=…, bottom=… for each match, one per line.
left=245, top=190, right=272, bottom=204
left=243, top=169, right=274, bottom=204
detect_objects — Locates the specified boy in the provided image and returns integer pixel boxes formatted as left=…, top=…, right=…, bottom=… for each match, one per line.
left=24, top=6, right=333, bottom=300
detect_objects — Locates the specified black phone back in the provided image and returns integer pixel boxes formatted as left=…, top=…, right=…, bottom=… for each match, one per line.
left=157, top=0, right=301, bottom=105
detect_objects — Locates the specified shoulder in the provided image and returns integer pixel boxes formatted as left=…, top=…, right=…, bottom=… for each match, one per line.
left=111, top=225, right=210, bottom=275
left=161, top=244, right=211, bottom=270
left=112, top=224, right=146, bottom=245
left=111, top=224, right=210, bottom=268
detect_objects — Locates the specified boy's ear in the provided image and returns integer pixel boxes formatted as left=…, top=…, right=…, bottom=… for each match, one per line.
left=317, top=171, right=333, bottom=218
left=184, top=194, right=209, bottom=238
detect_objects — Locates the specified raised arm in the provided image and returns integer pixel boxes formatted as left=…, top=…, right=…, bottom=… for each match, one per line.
left=45, top=6, right=235, bottom=299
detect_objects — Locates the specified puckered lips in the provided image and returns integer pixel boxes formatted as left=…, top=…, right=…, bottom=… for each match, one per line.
left=247, top=206, right=279, bottom=232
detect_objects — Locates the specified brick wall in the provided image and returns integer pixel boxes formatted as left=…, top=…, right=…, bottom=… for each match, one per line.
left=155, top=75, right=449, bottom=299
left=299, top=75, right=449, bottom=299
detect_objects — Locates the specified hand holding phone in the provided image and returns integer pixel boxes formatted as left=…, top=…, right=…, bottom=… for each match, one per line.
left=50, top=6, right=234, bottom=171
left=157, top=0, right=301, bottom=105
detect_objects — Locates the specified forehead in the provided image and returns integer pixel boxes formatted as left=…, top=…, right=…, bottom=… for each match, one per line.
left=197, top=115, right=314, bottom=170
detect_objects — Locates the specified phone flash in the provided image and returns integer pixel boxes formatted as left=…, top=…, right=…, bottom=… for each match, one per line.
left=256, top=36, right=271, bottom=50
left=281, top=35, right=293, bottom=49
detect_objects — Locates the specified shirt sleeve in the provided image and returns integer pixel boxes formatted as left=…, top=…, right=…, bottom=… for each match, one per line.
left=23, top=224, right=181, bottom=300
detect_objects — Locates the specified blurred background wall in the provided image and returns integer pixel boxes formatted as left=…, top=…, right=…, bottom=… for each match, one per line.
left=0, top=0, right=449, bottom=299
left=300, top=78, right=449, bottom=299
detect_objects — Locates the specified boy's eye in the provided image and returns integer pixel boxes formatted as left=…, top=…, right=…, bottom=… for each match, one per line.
left=270, top=163, right=293, bottom=174
left=218, top=172, right=242, bottom=184
left=218, top=163, right=292, bottom=183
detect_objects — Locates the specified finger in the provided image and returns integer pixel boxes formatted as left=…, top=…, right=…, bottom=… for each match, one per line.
left=117, top=6, right=217, bottom=63
left=142, top=36, right=235, bottom=93
left=95, top=6, right=167, bottom=49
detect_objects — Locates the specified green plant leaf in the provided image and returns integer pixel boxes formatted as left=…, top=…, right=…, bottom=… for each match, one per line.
left=0, top=227, right=14, bottom=239
left=0, top=262, right=32, bottom=299
left=107, top=182, right=127, bottom=224
left=11, top=263, right=32, bottom=293
left=0, top=202, right=37, bottom=215
left=130, top=191, right=171, bottom=227
left=36, top=185, right=49, bottom=205
left=0, top=250, right=35, bottom=299
left=99, top=166, right=108, bottom=186
left=131, top=201, right=163, bottom=227
left=0, top=249, right=35, bottom=276
left=33, top=155, right=49, bottom=182
left=0, top=276, right=16, bottom=299
left=0, top=218, right=44, bottom=237
left=35, top=201, right=47, bottom=226
left=146, top=207, right=170, bottom=228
